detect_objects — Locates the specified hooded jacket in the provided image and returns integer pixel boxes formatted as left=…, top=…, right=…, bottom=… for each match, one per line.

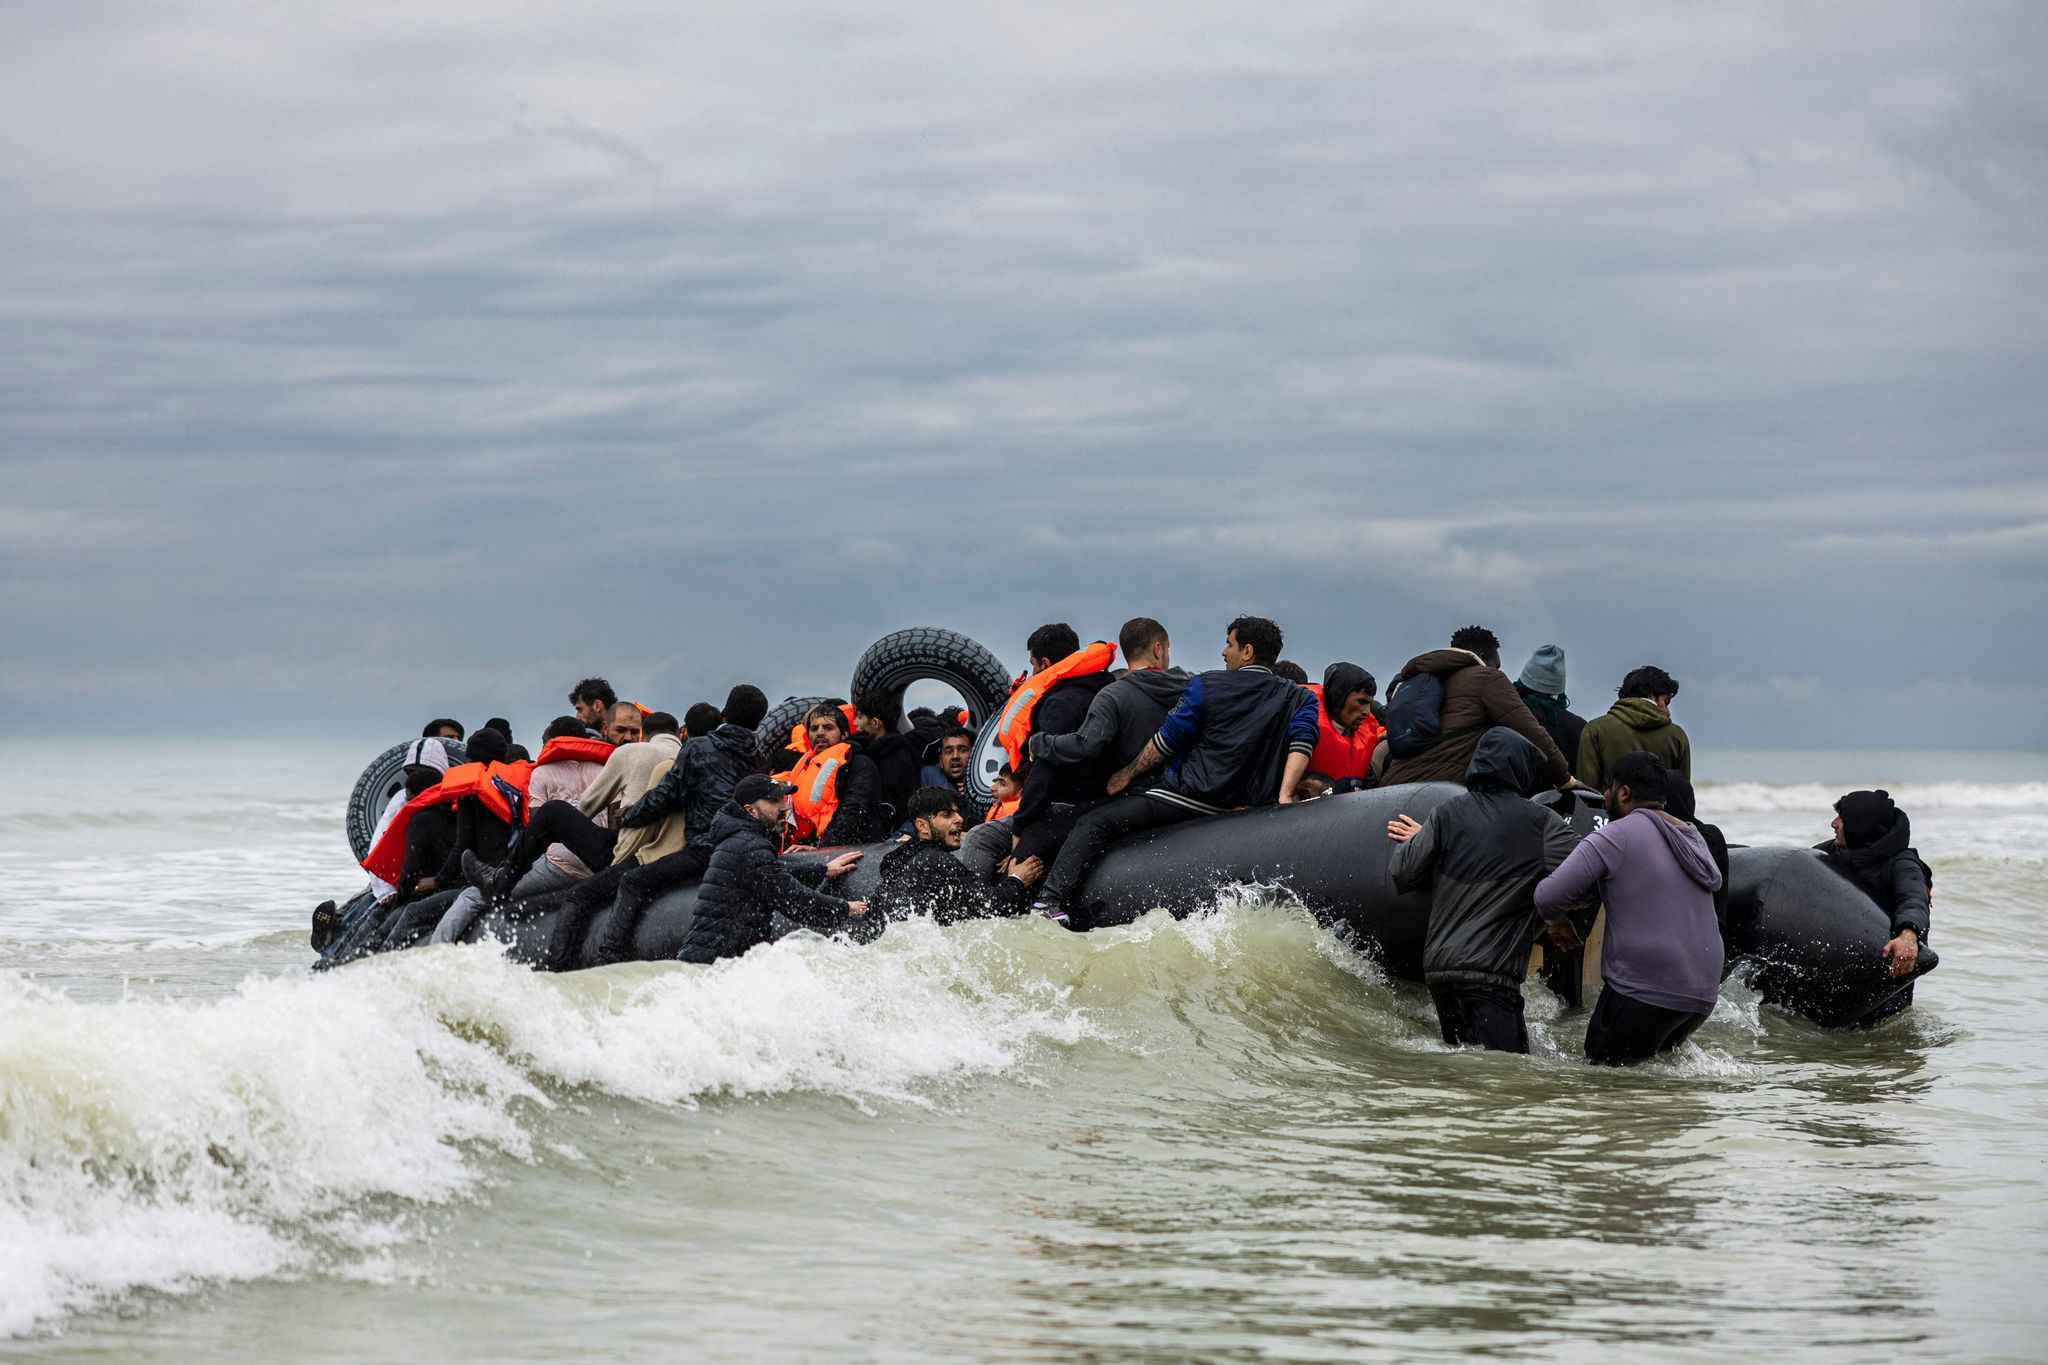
left=1536, top=806, right=1726, bottom=1014
left=1382, top=649, right=1572, bottom=789
left=1389, top=728, right=1581, bottom=987
left=619, top=724, right=769, bottom=844
left=1663, top=769, right=1731, bottom=940
left=679, top=801, right=858, bottom=964
left=1813, top=812, right=1932, bottom=940
left=859, top=729, right=926, bottom=830
left=871, top=837, right=1033, bottom=924
left=1029, top=666, right=1191, bottom=789
left=1577, top=697, right=1691, bottom=788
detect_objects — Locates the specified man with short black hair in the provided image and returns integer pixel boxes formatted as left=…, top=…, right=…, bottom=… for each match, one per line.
left=1030, top=615, right=1318, bottom=924
left=423, top=718, right=464, bottom=741
left=682, top=703, right=723, bottom=740
left=852, top=689, right=921, bottom=828
left=873, top=787, right=1045, bottom=924
left=570, top=678, right=617, bottom=734
left=1382, top=625, right=1573, bottom=789
left=679, top=775, right=868, bottom=964
left=920, top=725, right=978, bottom=820
left=1577, top=666, right=1690, bottom=788
left=1536, top=751, right=1725, bottom=1065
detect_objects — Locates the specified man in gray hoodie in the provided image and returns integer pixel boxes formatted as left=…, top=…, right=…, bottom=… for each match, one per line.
left=1029, top=617, right=1190, bottom=787
left=1536, top=751, right=1725, bottom=1065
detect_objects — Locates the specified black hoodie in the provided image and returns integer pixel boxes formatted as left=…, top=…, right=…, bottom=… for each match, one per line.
left=1814, top=813, right=1932, bottom=940
left=1389, top=727, right=1582, bottom=988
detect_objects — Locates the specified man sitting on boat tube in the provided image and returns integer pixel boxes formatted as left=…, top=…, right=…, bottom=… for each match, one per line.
left=1028, top=615, right=1319, bottom=927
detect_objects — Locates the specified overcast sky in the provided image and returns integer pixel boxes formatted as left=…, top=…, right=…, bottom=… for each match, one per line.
left=2, top=2, right=2043, bottom=749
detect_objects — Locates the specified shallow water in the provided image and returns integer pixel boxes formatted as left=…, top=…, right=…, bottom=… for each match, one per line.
left=2, top=740, right=2044, bottom=1361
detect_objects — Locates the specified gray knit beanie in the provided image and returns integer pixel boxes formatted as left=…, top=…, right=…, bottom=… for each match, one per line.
left=1517, top=644, right=1567, bottom=696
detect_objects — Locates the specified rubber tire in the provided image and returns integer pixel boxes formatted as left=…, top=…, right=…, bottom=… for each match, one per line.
left=346, top=740, right=468, bottom=861
left=964, top=712, right=1008, bottom=812
left=848, top=627, right=1013, bottom=728
left=756, top=696, right=830, bottom=756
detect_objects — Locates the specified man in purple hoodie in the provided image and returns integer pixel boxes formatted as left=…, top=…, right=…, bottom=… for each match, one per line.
left=1535, top=751, right=1725, bottom=1065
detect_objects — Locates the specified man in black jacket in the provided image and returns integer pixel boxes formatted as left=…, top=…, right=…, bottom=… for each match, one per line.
left=852, top=689, right=923, bottom=832
left=872, top=787, right=1045, bottom=924
left=1386, top=728, right=1581, bottom=1053
left=1818, top=788, right=1932, bottom=1022
left=589, top=685, right=774, bottom=963
left=1009, top=621, right=1118, bottom=868
left=1030, top=616, right=1320, bottom=925
left=679, top=776, right=869, bottom=964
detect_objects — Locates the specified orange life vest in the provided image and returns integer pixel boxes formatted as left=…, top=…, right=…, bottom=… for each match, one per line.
left=994, top=642, right=1117, bottom=772
left=784, top=703, right=857, bottom=761
left=534, top=735, right=616, bottom=769
left=1305, top=683, right=1382, bottom=781
left=361, top=782, right=451, bottom=884
left=788, top=740, right=851, bottom=842
left=984, top=792, right=1021, bottom=823
left=360, top=751, right=563, bottom=883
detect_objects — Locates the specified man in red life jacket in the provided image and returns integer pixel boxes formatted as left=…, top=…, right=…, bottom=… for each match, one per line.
left=1309, top=662, right=1383, bottom=791
left=788, top=703, right=887, bottom=844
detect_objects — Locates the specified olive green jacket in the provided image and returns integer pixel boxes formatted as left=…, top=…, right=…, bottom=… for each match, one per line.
left=1576, top=697, right=1691, bottom=787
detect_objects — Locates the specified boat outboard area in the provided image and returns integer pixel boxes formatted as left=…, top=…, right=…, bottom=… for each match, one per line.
left=311, top=623, right=1939, bottom=1049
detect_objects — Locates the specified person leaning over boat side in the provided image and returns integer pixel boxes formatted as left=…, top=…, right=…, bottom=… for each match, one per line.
left=1535, top=752, right=1725, bottom=1066
left=1819, top=788, right=1932, bottom=1024
left=872, top=787, right=1044, bottom=924
left=1577, top=665, right=1690, bottom=789
left=1387, top=727, right=1582, bottom=1054
left=1512, top=645, right=1586, bottom=775
left=1381, top=626, right=1575, bottom=791
left=679, top=775, right=868, bottom=964
left=591, top=686, right=774, bottom=963
left=1028, top=615, right=1319, bottom=926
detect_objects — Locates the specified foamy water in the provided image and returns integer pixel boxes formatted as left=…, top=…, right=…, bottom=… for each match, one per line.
left=2, top=740, right=2044, bottom=1361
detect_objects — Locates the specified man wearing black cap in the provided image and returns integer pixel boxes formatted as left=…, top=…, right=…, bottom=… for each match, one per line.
left=679, top=775, right=869, bottom=964
left=1818, top=789, right=1932, bottom=1015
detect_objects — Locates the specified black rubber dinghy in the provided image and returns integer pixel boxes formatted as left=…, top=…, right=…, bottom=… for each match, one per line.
left=346, top=739, right=468, bottom=861
left=428, top=782, right=1929, bottom=1028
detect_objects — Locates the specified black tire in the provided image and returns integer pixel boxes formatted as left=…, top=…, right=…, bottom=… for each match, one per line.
left=756, top=696, right=831, bottom=756
left=848, top=627, right=1013, bottom=727
left=346, top=740, right=468, bottom=861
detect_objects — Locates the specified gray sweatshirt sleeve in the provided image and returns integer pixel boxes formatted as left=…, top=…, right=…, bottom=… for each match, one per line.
left=1031, top=687, right=1122, bottom=767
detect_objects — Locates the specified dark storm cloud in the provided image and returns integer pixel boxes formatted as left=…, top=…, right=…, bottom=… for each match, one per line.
left=2, top=1, right=2043, bottom=747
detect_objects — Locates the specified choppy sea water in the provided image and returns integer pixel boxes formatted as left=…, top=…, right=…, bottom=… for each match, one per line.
left=2, top=740, right=2044, bottom=1362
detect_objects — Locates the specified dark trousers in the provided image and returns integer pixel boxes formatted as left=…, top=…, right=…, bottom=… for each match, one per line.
left=378, top=887, right=464, bottom=952
left=1429, top=981, right=1529, bottom=1054
left=597, top=844, right=712, bottom=962
left=504, top=800, right=618, bottom=881
left=1011, top=803, right=1091, bottom=868
left=1042, top=793, right=1202, bottom=906
left=1584, top=986, right=1710, bottom=1065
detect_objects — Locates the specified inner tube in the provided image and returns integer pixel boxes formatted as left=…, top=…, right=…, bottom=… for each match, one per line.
left=414, top=785, right=1921, bottom=1028
left=346, top=739, right=468, bottom=861
left=848, top=627, right=1011, bottom=726
left=1726, top=845, right=1938, bottom=1027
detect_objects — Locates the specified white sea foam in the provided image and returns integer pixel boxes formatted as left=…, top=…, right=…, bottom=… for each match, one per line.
left=0, top=929, right=1092, bottom=1338
left=1697, top=780, right=2048, bottom=813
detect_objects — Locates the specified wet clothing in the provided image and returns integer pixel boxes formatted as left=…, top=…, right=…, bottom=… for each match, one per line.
left=1536, top=808, right=1725, bottom=1015
left=1576, top=697, right=1691, bottom=788
left=1430, top=982, right=1530, bottom=1054
left=1014, top=673, right=1118, bottom=825
left=429, top=860, right=574, bottom=946
left=1029, top=666, right=1192, bottom=784
left=619, top=724, right=769, bottom=846
left=1583, top=986, right=1709, bottom=1066
left=679, top=802, right=859, bottom=964
left=1038, top=792, right=1202, bottom=913
left=594, top=843, right=713, bottom=963
left=1515, top=683, right=1586, bottom=776
left=495, top=800, right=619, bottom=886
left=1664, top=770, right=1731, bottom=942
left=1389, top=728, right=1580, bottom=992
left=959, top=814, right=1016, bottom=881
left=1814, top=811, right=1932, bottom=942
left=434, top=797, right=513, bottom=890
left=1382, top=649, right=1572, bottom=789
left=872, top=838, right=1035, bottom=924
left=394, top=805, right=457, bottom=905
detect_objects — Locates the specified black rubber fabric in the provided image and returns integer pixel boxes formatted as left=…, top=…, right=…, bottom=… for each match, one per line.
left=848, top=628, right=1012, bottom=727
left=346, top=740, right=469, bottom=861
left=756, top=695, right=829, bottom=755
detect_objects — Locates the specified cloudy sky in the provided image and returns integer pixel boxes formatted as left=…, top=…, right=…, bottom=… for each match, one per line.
left=2, top=2, right=2042, bottom=748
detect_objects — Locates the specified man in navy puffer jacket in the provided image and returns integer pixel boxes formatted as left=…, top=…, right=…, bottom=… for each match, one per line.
left=679, top=776, right=869, bottom=965
left=1030, top=616, right=1319, bottom=926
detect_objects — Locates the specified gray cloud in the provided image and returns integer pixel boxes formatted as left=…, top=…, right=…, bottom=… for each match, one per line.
left=1, top=1, right=2044, bottom=749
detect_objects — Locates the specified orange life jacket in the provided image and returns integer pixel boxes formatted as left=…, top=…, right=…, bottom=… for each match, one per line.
left=360, top=783, right=451, bottom=885
left=360, top=754, right=549, bottom=883
left=785, top=703, right=857, bottom=760
left=994, top=642, right=1117, bottom=772
left=533, top=735, right=616, bottom=769
left=788, top=740, right=851, bottom=842
left=984, top=792, right=1021, bottom=823
left=1305, top=683, right=1382, bottom=781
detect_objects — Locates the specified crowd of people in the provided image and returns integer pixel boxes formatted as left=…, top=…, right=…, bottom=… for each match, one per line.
left=316, top=619, right=1934, bottom=1064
